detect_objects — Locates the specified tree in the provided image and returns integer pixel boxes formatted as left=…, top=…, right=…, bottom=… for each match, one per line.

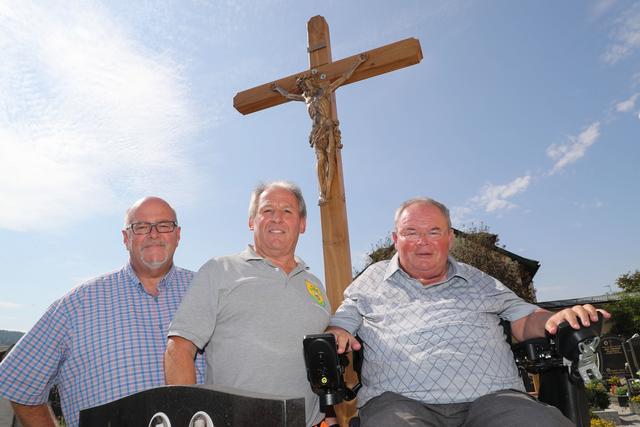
left=605, top=294, right=640, bottom=337
left=450, top=224, right=536, bottom=302
left=616, top=270, right=640, bottom=293
left=605, top=270, right=640, bottom=337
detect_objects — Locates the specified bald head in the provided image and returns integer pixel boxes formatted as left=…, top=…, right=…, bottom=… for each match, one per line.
left=122, top=196, right=181, bottom=280
left=394, top=197, right=451, bottom=230
left=124, top=196, right=177, bottom=228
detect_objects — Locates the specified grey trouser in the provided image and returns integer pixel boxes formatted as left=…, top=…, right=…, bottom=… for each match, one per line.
left=359, top=389, right=574, bottom=427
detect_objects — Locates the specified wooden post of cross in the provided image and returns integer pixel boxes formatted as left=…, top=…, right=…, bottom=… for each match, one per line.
left=233, top=15, right=422, bottom=425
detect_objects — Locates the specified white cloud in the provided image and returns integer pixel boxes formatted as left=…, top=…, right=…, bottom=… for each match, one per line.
left=547, top=122, right=601, bottom=175
left=470, top=175, right=531, bottom=213
left=616, top=93, right=640, bottom=112
left=450, top=206, right=473, bottom=228
left=574, top=199, right=605, bottom=209
left=0, top=2, right=203, bottom=231
left=0, top=302, right=22, bottom=310
left=601, top=3, right=640, bottom=64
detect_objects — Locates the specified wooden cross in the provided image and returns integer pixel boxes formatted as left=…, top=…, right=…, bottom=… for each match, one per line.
left=234, top=15, right=422, bottom=315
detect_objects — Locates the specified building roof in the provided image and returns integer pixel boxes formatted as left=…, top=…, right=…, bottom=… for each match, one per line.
left=537, top=293, right=622, bottom=310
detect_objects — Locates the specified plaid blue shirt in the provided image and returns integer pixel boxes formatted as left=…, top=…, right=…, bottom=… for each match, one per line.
left=0, top=263, right=205, bottom=427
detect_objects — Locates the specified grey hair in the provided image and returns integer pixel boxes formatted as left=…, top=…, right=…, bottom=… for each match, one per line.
left=123, top=196, right=177, bottom=228
left=248, top=181, right=307, bottom=219
left=394, top=197, right=451, bottom=229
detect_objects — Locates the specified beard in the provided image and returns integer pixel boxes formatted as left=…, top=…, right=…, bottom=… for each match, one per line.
left=141, top=250, right=169, bottom=269
left=128, top=239, right=170, bottom=270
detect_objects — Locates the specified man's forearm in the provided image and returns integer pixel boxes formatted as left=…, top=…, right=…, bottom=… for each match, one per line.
left=511, top=308, right=552, bottom=342
left=164, top=336, right=198, bottom=384
left=11, top=402, right=58, bottom=427
left=521, top=309, right=553, bottom=340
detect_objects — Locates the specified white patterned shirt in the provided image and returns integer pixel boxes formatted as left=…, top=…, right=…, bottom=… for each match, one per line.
left=330, top=255, right=537, bottom=406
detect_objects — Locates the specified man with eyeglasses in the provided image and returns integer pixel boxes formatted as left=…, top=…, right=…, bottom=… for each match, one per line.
left=326, top=197, right=609, bottom=427
left=164, top=181, right=333, bottom=427
left=0, top=196, right=204, bottom=427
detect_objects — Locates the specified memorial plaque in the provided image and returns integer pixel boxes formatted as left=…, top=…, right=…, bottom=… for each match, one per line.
left=599, top=336, right=630, bottom=378
left=79, top=384, right=305, bottom=427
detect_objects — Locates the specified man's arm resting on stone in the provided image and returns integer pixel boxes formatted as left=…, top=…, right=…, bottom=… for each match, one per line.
left=11, top=402, right=59, bottom=427
left=511, top=304, right=611, bottom=342
left=164, top=335, right=198, bottom=384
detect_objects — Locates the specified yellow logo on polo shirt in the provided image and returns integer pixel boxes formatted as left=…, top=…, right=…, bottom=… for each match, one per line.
left=306, top=280, right=325, bottom=307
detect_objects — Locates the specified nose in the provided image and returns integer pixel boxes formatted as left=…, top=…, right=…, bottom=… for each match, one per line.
left=148, top=224, right=161, bottom=237
left=415, top=234, right=430, bottom=245
left=271, top=209, right=284, bottom=222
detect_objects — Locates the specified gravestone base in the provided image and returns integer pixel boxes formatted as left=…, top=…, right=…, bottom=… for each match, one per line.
left=79, top=384, right=305, bottom=427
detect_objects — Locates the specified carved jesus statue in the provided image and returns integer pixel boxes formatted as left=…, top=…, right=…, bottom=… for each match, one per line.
left=272, top=53, right=368, bottom=204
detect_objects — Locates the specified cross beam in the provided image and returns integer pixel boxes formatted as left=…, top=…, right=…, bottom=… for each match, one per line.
left=234, top=37, right=422, bottom=115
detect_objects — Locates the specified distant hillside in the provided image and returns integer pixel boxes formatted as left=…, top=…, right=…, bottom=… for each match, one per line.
left=0, top=330, right=24, bottom=346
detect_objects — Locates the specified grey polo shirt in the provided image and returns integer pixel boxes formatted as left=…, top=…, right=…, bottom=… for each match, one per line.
left=330, top=255, right=537, bottom=407
left=169, top=246, right=330, bottom=427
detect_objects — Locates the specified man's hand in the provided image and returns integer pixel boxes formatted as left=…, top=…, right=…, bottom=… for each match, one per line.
left=544, top=304, right=611, bottom=335
left=326, top=326, right=361, bottom=354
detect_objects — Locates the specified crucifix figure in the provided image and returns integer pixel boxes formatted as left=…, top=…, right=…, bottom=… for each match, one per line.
left=272, top=54, right=368, bottom=205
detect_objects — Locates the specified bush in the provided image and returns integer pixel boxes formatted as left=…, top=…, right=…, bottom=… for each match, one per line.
left=616, top=385, right=628, bottom=396
left=586, top=380, right=611, bottom=410
left=590, top=418, right=615, bottom=427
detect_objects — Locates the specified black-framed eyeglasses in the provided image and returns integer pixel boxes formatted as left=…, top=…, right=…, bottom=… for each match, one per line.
left=127, top=221, right=178, bottom=235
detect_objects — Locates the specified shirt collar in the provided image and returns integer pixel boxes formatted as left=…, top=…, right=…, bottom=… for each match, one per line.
left=384, top=253, right=469, bottom=284
left=241, top=245, right=308, bottom=273
left=125, top=262, right=176, bottom=293
left=383, top=253, right=402, bottom=281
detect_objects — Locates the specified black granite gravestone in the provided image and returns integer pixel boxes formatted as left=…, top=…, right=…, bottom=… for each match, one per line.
left=78, top=384, right=305, bottom=427
left=600, top=336, right=630, bottom=378
left=624, top=337, right=640, bottom=374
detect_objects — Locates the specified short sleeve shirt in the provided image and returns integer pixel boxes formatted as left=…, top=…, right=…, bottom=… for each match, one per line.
left=330, top=255, right=537, bottom=406
left=169, top=246, right=331, bottom=427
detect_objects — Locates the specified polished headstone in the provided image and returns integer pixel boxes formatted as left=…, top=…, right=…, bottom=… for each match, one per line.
left=79, top=384, right=305, bottom=427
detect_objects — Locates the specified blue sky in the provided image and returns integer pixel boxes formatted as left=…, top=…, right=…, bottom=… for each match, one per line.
left=1, top=1, right=638, bottom=332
